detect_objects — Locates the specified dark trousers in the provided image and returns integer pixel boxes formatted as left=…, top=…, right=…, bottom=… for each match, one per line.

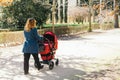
left=24, top=53, right=41, bottom=74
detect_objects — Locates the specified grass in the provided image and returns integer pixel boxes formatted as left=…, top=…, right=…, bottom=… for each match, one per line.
left=42, top=23, right=84, bottom=28
left=42, top=22, right=99, bottom=28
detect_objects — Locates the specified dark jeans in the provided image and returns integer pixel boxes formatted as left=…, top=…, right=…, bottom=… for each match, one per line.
left=24, top=53, right=41, bottom=74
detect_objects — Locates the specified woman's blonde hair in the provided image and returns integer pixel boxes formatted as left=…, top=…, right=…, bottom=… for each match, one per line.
left=24, top=18, right=36, bottom=32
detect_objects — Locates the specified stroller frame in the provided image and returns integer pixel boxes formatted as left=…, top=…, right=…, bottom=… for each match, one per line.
left=35, top=31, right=59, bottom=70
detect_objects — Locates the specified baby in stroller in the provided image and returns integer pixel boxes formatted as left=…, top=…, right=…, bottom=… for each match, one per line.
left=35, top=31, right=59, bottom=70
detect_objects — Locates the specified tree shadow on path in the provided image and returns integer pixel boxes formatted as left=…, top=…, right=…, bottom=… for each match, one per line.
left=58, top=31, right=104, bottom=41
left=0, top=52, right=120, bottom=80
left=0, top=54, right=87, bottom=80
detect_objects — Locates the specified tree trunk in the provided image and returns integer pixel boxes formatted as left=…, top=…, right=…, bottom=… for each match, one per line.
left=114, top=0, right=119, bottom=28
left=88, top=0, right=92, bottom=32
left=60, top=0, right=63, bottom=23
left=58, top=0, right=61, bottom=23
left=64, top=0, right=68, bottom=23
left=55, top=1, right=58, bottom=23
left=114, top=13, right=119, bottom=28
left=99, top=0, right=102, bottom=14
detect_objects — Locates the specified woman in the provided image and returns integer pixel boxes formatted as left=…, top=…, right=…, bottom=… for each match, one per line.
left=22, top=18, right=43, bottom=75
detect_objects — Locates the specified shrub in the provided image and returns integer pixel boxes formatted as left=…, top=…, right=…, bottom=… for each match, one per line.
left=2, top=0, right=51, bottom=29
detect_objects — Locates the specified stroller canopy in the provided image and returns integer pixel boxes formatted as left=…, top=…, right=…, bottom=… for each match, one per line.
left=44, top=31, right=57, bottom=44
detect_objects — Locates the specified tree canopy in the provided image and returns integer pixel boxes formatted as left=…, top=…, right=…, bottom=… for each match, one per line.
left=2, top=0, right=51, bottom=29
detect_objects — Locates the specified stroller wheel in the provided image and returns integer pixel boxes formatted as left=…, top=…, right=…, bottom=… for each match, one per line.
left=49, top=61, right=54, bottom=70
left=55, top=59, right=59, bottom=66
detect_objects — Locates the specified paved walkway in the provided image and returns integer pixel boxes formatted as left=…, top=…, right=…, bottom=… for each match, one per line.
left=0, top=29, right=120, bottom=80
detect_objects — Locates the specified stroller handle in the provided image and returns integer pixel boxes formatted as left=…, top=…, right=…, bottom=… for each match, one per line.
left=43, top=37, right=50, bottom=43
left=43, top=37, right=55, bottom=53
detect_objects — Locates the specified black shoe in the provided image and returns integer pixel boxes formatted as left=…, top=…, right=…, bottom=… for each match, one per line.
left=38, top=65, right=44, bottom=70
left=24, top=72, right=29, bottom=75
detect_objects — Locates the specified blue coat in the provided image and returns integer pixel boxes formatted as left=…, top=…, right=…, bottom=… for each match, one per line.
left=22, top=28, right=43, bottom=54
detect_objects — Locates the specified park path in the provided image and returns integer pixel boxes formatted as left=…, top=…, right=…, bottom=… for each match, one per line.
left=0, top=29, right=120, bottom=80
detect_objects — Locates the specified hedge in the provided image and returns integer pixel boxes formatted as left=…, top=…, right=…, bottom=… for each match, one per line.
left=0, top=23, right=116, bottom=47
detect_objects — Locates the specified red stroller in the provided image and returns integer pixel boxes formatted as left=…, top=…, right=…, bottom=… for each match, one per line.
left=37, top=31, right=59, bottom=70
